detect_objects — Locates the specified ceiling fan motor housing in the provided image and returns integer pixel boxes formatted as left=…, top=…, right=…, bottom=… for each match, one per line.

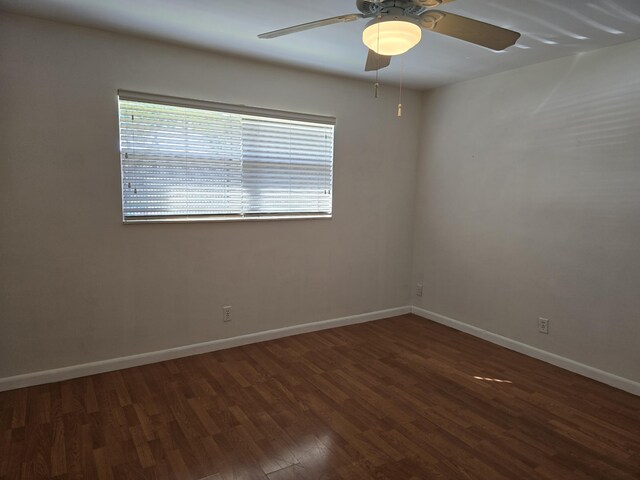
left=356, top=0, right=435, bottom=18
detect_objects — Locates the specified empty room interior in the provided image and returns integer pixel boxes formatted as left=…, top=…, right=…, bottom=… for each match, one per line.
left=1, top=0, right=640, bottom=478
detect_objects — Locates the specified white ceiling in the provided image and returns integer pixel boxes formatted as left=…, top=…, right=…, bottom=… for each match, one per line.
left=2, top=0, right=640, bottom=89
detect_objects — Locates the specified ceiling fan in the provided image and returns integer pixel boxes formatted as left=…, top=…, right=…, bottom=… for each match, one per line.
left=258, top=0, right=521, bottom=72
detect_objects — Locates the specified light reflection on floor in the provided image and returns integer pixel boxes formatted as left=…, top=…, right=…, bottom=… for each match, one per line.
left=473, top=376, right=514, bottom=384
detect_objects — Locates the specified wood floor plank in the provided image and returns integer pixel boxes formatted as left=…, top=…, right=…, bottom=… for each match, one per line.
left=1, top=314, right=639, bottom=479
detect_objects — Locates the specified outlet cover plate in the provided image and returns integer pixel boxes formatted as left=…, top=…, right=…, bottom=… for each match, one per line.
left=538, top=317, right=549, bottom=334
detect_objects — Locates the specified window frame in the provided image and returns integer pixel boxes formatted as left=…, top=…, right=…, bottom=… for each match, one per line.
left=117, top=90, right=336, bottom=224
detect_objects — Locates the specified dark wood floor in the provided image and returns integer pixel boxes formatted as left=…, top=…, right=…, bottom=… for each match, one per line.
left=1, top=314, right=639, bottom=479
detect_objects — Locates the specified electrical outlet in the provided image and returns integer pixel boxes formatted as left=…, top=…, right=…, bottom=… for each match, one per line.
left=416, top=283, right=423, bottom=297
left=538, top=317, right=549, bottom=334
left=223, top=306, right=232, bottom=323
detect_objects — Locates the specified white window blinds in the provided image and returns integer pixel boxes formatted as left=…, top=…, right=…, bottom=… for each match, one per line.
left=118, top=91, right=334, bottom=222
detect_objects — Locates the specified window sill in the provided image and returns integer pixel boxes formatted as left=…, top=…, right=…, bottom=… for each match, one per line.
left=123, top=213, right=332, bottom=224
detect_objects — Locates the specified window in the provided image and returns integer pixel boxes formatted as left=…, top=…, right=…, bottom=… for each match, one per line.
left=118, top=91, right=335, bottom=223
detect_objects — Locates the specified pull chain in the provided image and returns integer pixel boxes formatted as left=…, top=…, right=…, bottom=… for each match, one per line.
left=397, top=55, right=404, bottom=117
left=374, top=20, right=380, bottom=98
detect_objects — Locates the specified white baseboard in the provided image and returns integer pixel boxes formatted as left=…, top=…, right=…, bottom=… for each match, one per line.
left=411, top=306, right=640, bottom=396
left=5, top=305, right=637, bottom=397
left=0, top=306, right=411, bottom=392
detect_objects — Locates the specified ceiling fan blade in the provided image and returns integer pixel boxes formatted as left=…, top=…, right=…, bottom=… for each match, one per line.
left=258, top=14, right=363, bottom=39
left=365, top=49, right=391, bottom=72
left=420, top=11, right=520, bottom=51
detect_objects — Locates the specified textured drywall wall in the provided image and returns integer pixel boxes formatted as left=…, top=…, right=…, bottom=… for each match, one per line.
left=412, top=40, right=640, bottom=383
left=0, top=13, right=420, bottom=377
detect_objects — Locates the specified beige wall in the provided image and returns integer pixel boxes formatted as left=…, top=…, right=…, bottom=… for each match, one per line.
left=412, top=39, right=640, bottom=383
left=0, top=13, right=420, bottom=378
left=3, top=12, right=639, bottom=387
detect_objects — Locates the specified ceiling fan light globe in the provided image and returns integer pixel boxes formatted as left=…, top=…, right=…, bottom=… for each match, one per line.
left=362, top=19, right=422, bottom=56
